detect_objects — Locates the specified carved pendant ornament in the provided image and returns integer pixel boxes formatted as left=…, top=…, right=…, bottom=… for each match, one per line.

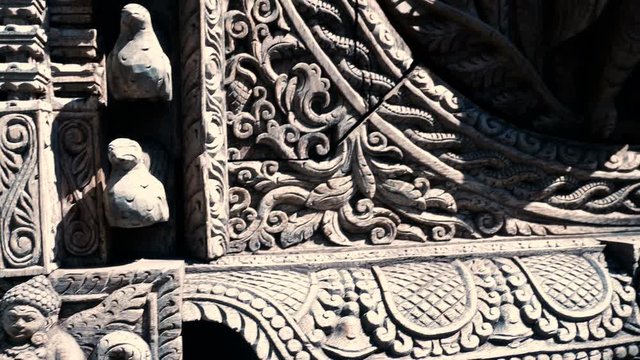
left=104, top=138, right=169, bottom=228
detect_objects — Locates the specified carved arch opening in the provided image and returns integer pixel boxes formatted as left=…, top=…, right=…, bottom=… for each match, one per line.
left=182, top=320, right=259, bottom=360
left=183, top=299, right=285, bottom=360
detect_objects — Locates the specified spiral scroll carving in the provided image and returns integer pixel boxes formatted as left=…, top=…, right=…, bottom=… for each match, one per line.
left=58, top=119, right=100, bottom=257
left=0, top=113, right=39, bottom=268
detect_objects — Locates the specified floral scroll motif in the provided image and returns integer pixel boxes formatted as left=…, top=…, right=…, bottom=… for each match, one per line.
left=226, top=0, right=640, bottom=253
left=224, top=0, right=405, bottom=160
left=57, top=119, right=102, bottom=258
left=0, top=113, right=39, bottom=268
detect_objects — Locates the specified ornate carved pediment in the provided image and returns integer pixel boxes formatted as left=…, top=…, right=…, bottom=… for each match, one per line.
left=0, top=0, right=639, bottom=359
left=224, top=0, right=640, bottom=253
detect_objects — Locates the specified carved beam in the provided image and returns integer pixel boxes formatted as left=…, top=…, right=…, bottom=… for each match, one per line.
left=184, top=248, right=640, bottom=360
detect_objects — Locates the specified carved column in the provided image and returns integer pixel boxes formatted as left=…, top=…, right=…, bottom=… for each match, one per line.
left=180, top=0, right=230, bottom=261
left=0, top=0, right=58, bottom=276
left=48, top=0, right=106, bottom=267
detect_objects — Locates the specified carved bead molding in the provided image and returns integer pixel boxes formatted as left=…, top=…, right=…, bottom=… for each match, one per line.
left=48, top=260, right=185, bottom=360
left=184, top=251, right=640, bottom=360
left=181, top=0, right=230, bottom=260
left=224, top=0, right=640, bottom=253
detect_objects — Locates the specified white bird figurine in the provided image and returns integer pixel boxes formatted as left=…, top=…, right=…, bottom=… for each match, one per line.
left=104, top=138, right=169, bottom=228
left=107, top=3, right=172, bottom=101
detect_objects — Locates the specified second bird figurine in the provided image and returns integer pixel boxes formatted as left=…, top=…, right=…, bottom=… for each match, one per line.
left=104, top=138, right=169, bottom=228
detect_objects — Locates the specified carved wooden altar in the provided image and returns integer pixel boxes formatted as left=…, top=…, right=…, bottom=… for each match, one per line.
left=0, top=0, right=639, bottom=359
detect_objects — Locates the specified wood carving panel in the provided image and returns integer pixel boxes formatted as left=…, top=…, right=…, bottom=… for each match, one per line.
left=1, top=0, right=640, bottom=359
left=225, top=0, right=640, bottom=254
left=49, top=260, right=185, bottom=360
left=0, top=112, right=40, bottom=269
left=184, top=250, right=640, bottom=359
left=54, top=110, right=105, bottom=266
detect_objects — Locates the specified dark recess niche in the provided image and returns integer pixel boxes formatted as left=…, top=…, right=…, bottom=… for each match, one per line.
left=183, top=322, right=260, bottom=360
left=93, top=0, right=184, bottom=263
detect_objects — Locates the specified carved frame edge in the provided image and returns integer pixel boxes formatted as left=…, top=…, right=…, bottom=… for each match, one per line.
left=181, top=0, right=230, bottom=261
left=49, top=260, right=185, bottom=360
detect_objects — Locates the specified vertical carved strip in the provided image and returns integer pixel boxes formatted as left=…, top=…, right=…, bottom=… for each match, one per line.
left=0, top=113, right=40, bottom=269
left=0, top=0, right=51, bottom=275
left=55, top=113, right=105, bottom=265
left=181, top=0, right=229, bottom=260
left=203, top=0, right=229, bottom=259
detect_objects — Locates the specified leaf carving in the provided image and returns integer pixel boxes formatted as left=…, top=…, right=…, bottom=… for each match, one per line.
left=378, top=179, right=425, bottom=207
left=321, top=210, right=352, bottom=246
left=424, top=189, right=457, bottom=212
left=306, top=176, right=354, bottom=210
left=352, top=138, right=376, bottom=199
left=384, top=0, right=576, bottom=130
left=63, top=284, right=152, bottom=354
left=280, top=211, right=323, bottom=248
left=378, top=178, right=456, bottom=212
left=397, top=223, right=428, bottom=242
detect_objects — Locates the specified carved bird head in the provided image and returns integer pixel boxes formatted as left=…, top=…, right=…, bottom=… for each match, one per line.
left=120, top=3, right=152, bottom=32
left=108, top=138, right=143, bottom=171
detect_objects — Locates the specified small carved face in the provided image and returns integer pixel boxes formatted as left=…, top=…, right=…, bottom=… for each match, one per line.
left=120, top=3, right=151, bottom=31
left=2, top=305, right=48, bottom=342
left=108, top=138, right=143, bottom=170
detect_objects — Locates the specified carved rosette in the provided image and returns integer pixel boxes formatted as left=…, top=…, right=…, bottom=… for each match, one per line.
left=184, top=251, right=640, bottom=359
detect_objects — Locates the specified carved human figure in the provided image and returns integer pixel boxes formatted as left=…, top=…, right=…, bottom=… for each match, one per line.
left=0, top=276, right=84, bottom=360
left=107, top=3, right=172, bottom=101
left=104, top=138, right=169, bottom=228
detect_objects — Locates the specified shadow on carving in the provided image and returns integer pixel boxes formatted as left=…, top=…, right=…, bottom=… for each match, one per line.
left=183, top=321, right=258, bottom=360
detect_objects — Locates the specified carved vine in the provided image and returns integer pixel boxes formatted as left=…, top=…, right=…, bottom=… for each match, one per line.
left=225, top=0, right=640, bottom=252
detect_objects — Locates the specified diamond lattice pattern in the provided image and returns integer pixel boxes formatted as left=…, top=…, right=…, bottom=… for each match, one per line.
left=384, top=263, right=468, bottom=328
left=521, top=254, right=604, bottom=310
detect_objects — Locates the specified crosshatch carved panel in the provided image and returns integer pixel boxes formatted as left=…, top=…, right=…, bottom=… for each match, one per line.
left=1, top=0, right=640, bottom=359
left=184, top=250, right=640, bottom=359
